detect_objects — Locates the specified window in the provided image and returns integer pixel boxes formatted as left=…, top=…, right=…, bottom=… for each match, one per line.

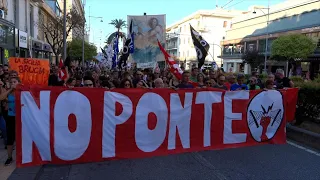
left=187, top=51, right=189, bottom=57
left=230, top=23, right=232, bottom=28
left=223, top=21, right=227, bottom=28
left=184, top=25, right=186, bottom=32
left=184, top=38, right=185, bottom=44
left=179, top=27, right=182, bottom=32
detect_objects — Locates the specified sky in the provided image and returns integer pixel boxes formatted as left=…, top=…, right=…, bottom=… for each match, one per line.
left=84, top=0, right=286, bottom=50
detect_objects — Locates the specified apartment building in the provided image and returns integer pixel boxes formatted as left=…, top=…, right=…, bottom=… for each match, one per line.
left=220, top=0, right=320, bottom=76
left=58, top=0, right=85, bottom=41
left=0, top=0, right=60, bottom=64
left=166, top=8, right=244, bottom=69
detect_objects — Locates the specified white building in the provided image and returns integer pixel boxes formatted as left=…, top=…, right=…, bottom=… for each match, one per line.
left=166, top=8, right=244, bottom=70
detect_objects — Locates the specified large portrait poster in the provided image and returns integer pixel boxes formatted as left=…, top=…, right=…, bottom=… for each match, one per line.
left=128, top=15, right=166, bottom=68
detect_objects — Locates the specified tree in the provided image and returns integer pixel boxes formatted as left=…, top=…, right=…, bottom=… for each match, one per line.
left=38, top=9, right=85, bottom=64
left=106, top=19, right=126, bottom=44
left=67, top=38, right=97, bottom=61
left=271, top=34, right=317, bottom=61
left=242, top=50, right=264, bottom=71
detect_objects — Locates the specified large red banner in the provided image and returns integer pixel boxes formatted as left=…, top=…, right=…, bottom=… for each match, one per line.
left=15, top=87, right=298, bottom=167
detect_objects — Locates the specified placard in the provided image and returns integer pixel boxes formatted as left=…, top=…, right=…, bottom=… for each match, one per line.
left=9, top=57, right=50, bottom=86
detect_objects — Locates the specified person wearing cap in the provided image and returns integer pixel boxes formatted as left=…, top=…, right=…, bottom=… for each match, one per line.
left=230, top=74, right=248, bottom=91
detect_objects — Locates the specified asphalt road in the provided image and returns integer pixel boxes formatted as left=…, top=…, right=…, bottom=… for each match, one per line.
left=9, top=141, right=320, bottom=180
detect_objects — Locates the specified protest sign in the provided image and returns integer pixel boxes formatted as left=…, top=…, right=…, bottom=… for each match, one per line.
left=9, top=57, right=50, bottom=86
left=15, top=87, right=298, bottom=167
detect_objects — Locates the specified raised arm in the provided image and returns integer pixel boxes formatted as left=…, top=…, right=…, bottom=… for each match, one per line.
left=0, top=89, right=12, bottom=101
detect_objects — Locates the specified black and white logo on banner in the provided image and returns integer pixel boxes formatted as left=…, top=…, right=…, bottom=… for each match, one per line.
left=247, top=90, right=284, bottom=142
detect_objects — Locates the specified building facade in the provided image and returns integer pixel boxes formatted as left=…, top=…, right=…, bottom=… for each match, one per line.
left=166, top=9, right=244, bottom=70
left=220, top=0, right=320, bottom=76
left=0, top=0, right=58, bottom=64
left=58, top=0, right=85, bottom=41
left=0, top=0, right=16, bottom=64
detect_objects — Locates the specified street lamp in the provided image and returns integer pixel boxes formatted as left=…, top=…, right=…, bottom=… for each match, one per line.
left=211, top=43, right=223, bottom=68
left=63, top=0, right=67, bottom=62
left=88, top=14, right=103, bottom=43
left=253, top=1, right=270, bottom=73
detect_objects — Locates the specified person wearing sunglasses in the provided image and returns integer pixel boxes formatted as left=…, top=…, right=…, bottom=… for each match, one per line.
left=213, top=74, right=228, bottom=90
left=83, top=76, right=95, bottom=88
left=247, top=76, right=260, bottom=90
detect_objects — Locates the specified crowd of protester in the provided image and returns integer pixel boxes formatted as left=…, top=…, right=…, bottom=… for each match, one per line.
left=0, top=61, right=294, bottom=166
left=47, top=61, right=294, bottom=91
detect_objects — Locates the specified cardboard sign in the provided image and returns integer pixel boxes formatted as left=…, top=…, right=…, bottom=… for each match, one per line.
left=9, top=57, right=50, bottom=86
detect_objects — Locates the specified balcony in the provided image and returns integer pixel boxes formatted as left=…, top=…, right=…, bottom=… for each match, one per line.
left=166, top=33, right=179, bottom=40
left=166, top=44, right=178, bottom=50
left=221, top=45, right=244, bottom=58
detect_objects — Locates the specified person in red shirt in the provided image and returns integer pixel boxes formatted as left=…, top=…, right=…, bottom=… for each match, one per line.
left=225, top=74, right=236, bottom=90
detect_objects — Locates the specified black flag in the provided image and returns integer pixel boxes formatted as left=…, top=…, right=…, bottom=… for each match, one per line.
left=118, top=20, right=134, bottom=69
left=190, top=25, right=210, bottom=69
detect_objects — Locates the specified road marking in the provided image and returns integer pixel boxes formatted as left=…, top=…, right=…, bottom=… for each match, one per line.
left=287, top=140, right=320, bottom=157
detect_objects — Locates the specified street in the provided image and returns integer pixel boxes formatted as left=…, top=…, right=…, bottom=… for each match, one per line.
left=8, top=141, right=320, bottom=180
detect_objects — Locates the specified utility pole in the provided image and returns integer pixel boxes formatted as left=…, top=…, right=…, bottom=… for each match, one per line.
left=82, top=1, right=86, bottom=65
left=63, top=0, right=67, bottom=61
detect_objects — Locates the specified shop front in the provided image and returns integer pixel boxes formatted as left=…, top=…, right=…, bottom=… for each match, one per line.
left=17, top=30, right=29, bottom=58
left=0, top=18, right=15, bottom=64
left=32, top=39, right=43, bottom=59
left=43, top=43, right=52, bottom=61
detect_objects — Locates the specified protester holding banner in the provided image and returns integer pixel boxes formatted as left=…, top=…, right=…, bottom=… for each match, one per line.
left=0, top=76, right=20, bottom=166
left=0, top=78, right=7, bottom=149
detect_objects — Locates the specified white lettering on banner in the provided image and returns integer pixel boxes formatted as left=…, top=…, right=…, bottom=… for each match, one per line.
left=223, top=91, right=249, bottom=144
left=103, top=92, right=133, bottom=158
left=54, top=91, right=92, bottom=160
left=168, top=93, right=193, bottom=150
left=135, top=93, right=168, bottom=152
left=196, top=92, right=222, bottom=147
left=21, top=91, right=51, bottom=164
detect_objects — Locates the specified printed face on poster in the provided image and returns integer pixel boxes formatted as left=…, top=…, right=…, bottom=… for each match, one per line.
left=128, top=14, right=166, bottom=68
left=9, top=57, right=50, bottom=86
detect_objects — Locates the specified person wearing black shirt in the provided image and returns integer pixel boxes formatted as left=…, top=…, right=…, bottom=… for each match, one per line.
left=275, top=69, right=294, bottom=89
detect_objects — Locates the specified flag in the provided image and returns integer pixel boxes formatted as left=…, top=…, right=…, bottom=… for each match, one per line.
left=128, top=20, right=134, bottom=54
left=118, top=20, right=135, bottom=69
left=190, top=24, right=210, bottom=69
left=157, top=40, right=183, bottom=80
left=112, top=32, right=119, bottom=69
left=58, top=59, right=67, bottom=81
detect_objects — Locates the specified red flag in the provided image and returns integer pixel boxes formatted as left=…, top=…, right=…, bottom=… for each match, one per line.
left=58, top=59, right=67, bottom=81
left=285, top=88, right=299, bottom=122
left=157, top=40, right=183, bottom=80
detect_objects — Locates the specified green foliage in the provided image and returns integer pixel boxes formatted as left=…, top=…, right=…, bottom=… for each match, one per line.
left=106, top=19, right=127, bottom=45
left=290, top=76, right=304, bottom=83
left=294, top=81, right=320, bottom=125
left=241, top=50, right=264, bottom=69
left=109, top=19, right=126, bottom=30
left=271, top=34, right=317, bottom=61
left=105, top=32, right=126, bottom=45
left=67, top=39, right=97, bottom=61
